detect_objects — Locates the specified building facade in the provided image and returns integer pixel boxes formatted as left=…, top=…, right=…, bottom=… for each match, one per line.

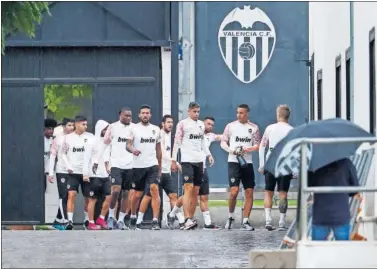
left=309, top=2, right=377, bottom=134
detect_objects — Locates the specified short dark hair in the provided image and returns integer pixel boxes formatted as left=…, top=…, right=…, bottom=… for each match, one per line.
left=44, top=118, right=57, bottom=128
left=62, top=118, right=74, bottom=126
left=119, top=107, right=131, bottom=115
left=204, top=116, right=215, bottom=122
left=162, top=114, right=173, bottom=123
left=188, top=102, right=200, bottom=109
left=74, top=115, right=87, bottom=122
left=140, top=104, right=151, bottom=112
left=238, top=104, right=250, bottom=112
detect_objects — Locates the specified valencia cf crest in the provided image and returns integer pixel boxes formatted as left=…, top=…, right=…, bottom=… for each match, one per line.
left=132, top=183, right=136, bottom=188
left=248, top=128, right=253, bottom=133
left=89, top=191, right=94, bottom=197
left=184, top=176, right=189, bottom=181
left=84, top=138, right=88, bottom=143
left=61, top=178, right=66, bottom=183
left=218, top=6, right=276, bottom=84
left=152, top=130, right=156, bottom=135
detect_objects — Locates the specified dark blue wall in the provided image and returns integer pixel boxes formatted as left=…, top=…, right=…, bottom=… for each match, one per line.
left=195, top=2, right=309, bottom=188
left=6, top=1, right=171, bottom=47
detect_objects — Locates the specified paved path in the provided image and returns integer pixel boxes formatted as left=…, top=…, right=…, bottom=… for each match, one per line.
left=2, top=228, right=288, bottom=268
left=2, top=208, right=296, bottom=268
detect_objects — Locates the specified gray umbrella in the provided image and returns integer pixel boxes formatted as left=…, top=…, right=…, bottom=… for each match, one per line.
left=264, top=118, right=374, bottom=177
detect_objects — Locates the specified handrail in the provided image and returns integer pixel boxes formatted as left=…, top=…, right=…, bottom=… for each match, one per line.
left=300, top=137, right=377, bottom=144
left=298, top=136, right=377, bottom=241
left=303, top=186, right=377, bottom=193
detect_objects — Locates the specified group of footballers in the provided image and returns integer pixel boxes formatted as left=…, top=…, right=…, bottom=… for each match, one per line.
left=43, top=101, right=293, bottom=231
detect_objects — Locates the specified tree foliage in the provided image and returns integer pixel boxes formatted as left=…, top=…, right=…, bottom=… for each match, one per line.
left=1, top=1, right=50, bottom=54
left=44, top=85, right=92, bottom=122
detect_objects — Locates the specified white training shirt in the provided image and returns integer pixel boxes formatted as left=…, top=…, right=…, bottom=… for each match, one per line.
left=222, top=120, right=260, bottom=164
left=62, top=131, right=94, bottom=174
left=173, top=117, right=211, bottom=163
left=49, top=135, right=68, bottom=175
left=44, top=137, right=53, bottom=174
left=160, top=129, right=172, bottom=173
left=259, top=122, right=293, bottom=168
left=100, top=121, right=134, bottom=170
left=83, top=120, right=111, bottom=178
left=128, top=122, right=161, bottom=169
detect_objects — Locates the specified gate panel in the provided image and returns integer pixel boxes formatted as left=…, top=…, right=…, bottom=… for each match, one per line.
left=94, top=83, right=162, bottom=125
left=1, top=84, right=45, bottom=223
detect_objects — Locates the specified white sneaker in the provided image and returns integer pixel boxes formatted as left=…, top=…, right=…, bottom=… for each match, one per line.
left=265, top=222, right=275, bottom=231
left=240, top=221, right=255, bottom=231
left=278, top=222, right=287, bottom=231
left=225, top=217, right=235, bottom=229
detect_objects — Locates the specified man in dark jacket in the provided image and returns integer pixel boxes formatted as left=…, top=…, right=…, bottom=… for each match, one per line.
left=308, top=158, right=359, bottom=240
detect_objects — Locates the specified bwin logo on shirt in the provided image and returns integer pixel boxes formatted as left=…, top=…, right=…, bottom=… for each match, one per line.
left=189, top=134, right=203, bottom=139
left=218, top=6, right=276, bottom=84
left=140, top=137, right=156, bottom=143
left=235, top=136, right=251, bottom=143
left=73, top=147, right=85, bottom=152
left=118, top=137, right=127, bottom=143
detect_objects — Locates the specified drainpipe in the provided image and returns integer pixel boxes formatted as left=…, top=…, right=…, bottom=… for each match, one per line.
left=350, top=1, right=355, bottom=122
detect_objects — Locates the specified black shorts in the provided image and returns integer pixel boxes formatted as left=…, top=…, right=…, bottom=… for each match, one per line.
left=199, top=169, right=210, bottom=196
left=133, top=165, right=160, bottom=192
left=110, top=167, right=133, bottom=190
left=228, top=162, right=255, bottom=190
left=83, top=177, right=111, bottom=199
left=146, top=173, right=177, bottom=197
left=56, top=173, right=69, bottom=199
left=265, top=172, right=292, bottom=192
left=181, top=162, right=204, bottom=186
left=67, top=173, right=84, bottom=193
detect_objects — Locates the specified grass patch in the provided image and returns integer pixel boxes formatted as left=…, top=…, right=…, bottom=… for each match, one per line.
left=207, top=199, right=297, bottom=208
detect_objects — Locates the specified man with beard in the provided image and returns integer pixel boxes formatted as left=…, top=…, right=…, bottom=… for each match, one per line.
left=48, top=118, right=74, bottom=230
left=62, top=116, right=94, bottom=230
left=135, top=115, right=184, bottom=229
left=94, top=108, right=135, bottom=230
left=83, top=120, right=112, bottom=230
left=126, top=104, right=162, bottom=230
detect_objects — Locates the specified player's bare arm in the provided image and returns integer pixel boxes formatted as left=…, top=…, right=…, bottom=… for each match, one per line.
left=126, top=138, right=141, bottom=156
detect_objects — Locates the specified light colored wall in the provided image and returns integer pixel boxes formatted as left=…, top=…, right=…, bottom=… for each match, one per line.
left=309, top=2, right=377, bottom=131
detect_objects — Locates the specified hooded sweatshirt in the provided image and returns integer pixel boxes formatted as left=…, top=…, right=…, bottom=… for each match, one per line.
left=83, top=120, right=110, bottom=178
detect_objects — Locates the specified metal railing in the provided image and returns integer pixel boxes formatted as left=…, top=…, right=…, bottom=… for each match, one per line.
left=298, top=137, right=377, bottom=241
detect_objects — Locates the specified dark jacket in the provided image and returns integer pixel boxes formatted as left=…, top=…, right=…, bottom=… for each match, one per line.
left=308, top=158, right=359, bottom=226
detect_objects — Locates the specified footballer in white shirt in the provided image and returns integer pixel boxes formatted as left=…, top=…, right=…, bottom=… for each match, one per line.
left=94, top=108, right=135, bottom=230
left=137, top=115, right=184, bottom=229
left=259, top=104, right=294, bottom=231
left=62, top=116, right=94, bottom=230
left=44, top=118, right=57, bottom=191
left=126, top=105, right=162, bottom=230
left=83, top=120, right=112, bottom=230
left=170, top=102, right=213, bottom=230
left=48, top=118, right=74, bottom=230
left=221, top=104, right=260, bottom=231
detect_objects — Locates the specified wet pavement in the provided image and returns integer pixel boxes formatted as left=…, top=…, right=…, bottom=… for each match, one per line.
left=2, top=208, right=295, bottom=268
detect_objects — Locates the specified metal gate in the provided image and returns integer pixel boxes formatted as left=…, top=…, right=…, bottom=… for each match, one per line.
left=1, top=47, right=162, bottom=224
